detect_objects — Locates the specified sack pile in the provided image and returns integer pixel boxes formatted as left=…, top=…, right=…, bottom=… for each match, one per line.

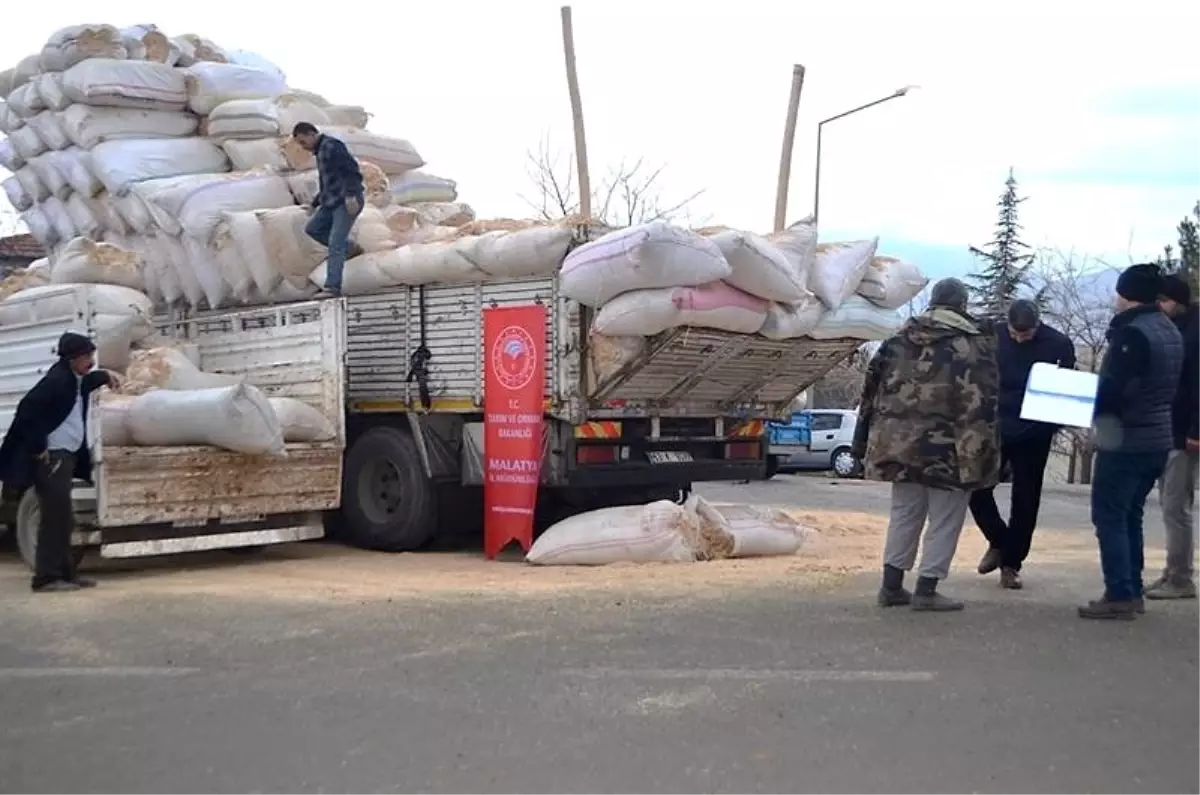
left=0, top=22, right=469, bottom=310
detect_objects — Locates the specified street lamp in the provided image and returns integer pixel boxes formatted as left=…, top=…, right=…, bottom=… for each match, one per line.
left=812, top=85, right=917, bottom=225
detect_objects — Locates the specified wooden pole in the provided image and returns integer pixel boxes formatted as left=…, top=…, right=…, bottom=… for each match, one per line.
left=772, top=64, right=806, bottom=232
left=560, top=6, right=591, bottom=221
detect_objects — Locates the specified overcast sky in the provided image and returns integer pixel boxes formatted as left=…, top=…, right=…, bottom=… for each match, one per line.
left=2, top=0, right=1198, bottom=278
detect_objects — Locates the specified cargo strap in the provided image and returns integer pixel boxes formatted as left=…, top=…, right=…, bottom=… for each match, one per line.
left=406, top=285, right=433, bottom=410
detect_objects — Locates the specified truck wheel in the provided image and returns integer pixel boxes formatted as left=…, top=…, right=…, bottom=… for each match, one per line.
left=765, top=456, right=781, bottom=480
left=339, top=426, right=435, bottom=551
left=831, top=447, right=859, bottom=479
left=15, top=489, right=85, bottom=572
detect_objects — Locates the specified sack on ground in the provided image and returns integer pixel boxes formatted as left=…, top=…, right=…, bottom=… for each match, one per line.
left=704, top=228, right=810, bottom=302
left=809, top=239, right=878, bottom=309
left=855, top=255, right=928, bottom=309
left=808, top=295, right=903, bottom=341
left=389, top=170, right=457, bottom=205
left=526, top=500, right=701, bottom=565
left=207, top=94, right=330, bottom=139
left=57, top=104, right=198, bottom=149
left=50, top=237, right=145, bottom=291
left=124, top=346, right=245, bottom=390
left=61, top=58, right=188, bottom=110
left=183, top=62, right=286, bottom=116
left=269, top=397, right=336, bottom=442
left=592, top=281, right=768, bottom=337
left=706, top=504, right=810, bottom=558
left=758, top=297, right=827, bottom=340
left=90, top=137, right=230, bottom=196
left=561, top=221, right=732, bottom=307
left=126, top=383, right=285, bottom=456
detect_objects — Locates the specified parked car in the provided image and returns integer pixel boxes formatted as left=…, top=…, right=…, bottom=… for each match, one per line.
left=766, top=409, right=861, bottom=478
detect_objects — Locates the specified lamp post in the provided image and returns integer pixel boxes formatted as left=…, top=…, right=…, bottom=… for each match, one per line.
left=812, top=85, right=917, bottom=225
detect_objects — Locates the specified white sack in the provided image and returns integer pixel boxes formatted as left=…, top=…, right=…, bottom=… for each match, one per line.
left=20, top=207, right=55, bottom=248
left=758, top=297, right=828, bottom=340
left=0, top=282, right=152, bottom=324
left=591, top=281, right=769, bottom=337
left=767, top=217, right=818, bottom=281
left=285, top=164, right=391, bottom=208
left=211, top=220, right=257, bottom=301
left=97, top=392, right=135, bottom=446
left=57, top=104, right=199, bottom=149
left=179, top=237, right=232, bottom=308
left=50, top=236, right=145, bottom=290
left=269, top=397, right=336, bottom=442
left=90, top=137, right=230, bottom=196
left=705, top=229, right=810, bottom=303
left=112, top=192, right=155, bottom=234
left=120, top=25, right=176, bottom=65
left=126, top=383, right=284, bottom=456
left=856, top=255, right=929, bottom=310
left=707, top=504, right=810, bottom=558
left=7, top=82, right=45, bottom=119
left=125, top=346, right=244, bottom=390
left=225, top=50, right=287, bottom=83
left=526, top=500, right=700, bottom=566
left=26, top=110, right=70, bottom=151
left=40, top=196, right=77, bottom=242
left=15, top=165, right=48, bottom=203
left=324, top=105, right=369, bottom=128
left=207, top=94, right=329, bottom=139
left=62, top=194, right=103, bottom=239
left=86, top=193, right=129, bottom=235
left=221, top=137, right=290, bottom=171
left=61, top=58, right=188, bottom=110
left=2, top=176, right=33, bottom=211
left=388, top=170, right=457, bottom=205
left=0, top=102, right=22, bottom=135
left=14, top=55, right=43, bottom=90
left=588, top=334, right=646, bottom=385
left=9, top=124, right=47, bottom=160
left=409, top=201, right=475, bottom=228
left=33, top=73, right=70, bottom=112
left=172, top=34, right=229, bottom=67
left=184, top=62, right=287, bottom=116
left=27, top=153, right=70, bottom=199
left=0, top=70, right=17, bottom=98
left=809, top=239, right=878, bottom=309
left=282, top=126, right=423, bottom=174
left=130, top=173, right=225, bottom=235
left=225, top=206, right=325, bottom=292
left=140, top=171, right=293, bottom=242
left=40, top=25, right=127, bottom=71
left=560, top=221, right=732, bottom=307
left=43, top=148, right=100, bottom=196
left=143, top=234, right=187, bottom=304
left=808, top=295, right=903, bottom=341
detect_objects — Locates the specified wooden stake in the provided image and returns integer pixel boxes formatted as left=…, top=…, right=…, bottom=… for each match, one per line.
left=561, top=6, right=591, bottom=221
left=772, top=64, right=807, bottom=232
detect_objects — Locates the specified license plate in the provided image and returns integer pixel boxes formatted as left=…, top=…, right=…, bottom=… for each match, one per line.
left=647, top=451, right=694, bottom=464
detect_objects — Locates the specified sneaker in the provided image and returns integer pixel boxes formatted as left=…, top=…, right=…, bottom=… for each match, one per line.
left=347, top=243, right=365, bottom=260
left=314, top=288, right=342, bottom=300
left=1077, top=598, right=1137, bottom=620
left=1000, top=568, right=1023, bottom=590
left=31, top=580, right=82, bottom=593
left=877, top=587, right=912, bottom=607
left=1145, top=579, right=1197, bottom=600
left=977, top=548, right=1003, bottom=575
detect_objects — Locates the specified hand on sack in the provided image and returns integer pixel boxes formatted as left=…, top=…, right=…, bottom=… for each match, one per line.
left=105, top=371, right=122, bottom=390
left=345, top=196, right=361, bottom=215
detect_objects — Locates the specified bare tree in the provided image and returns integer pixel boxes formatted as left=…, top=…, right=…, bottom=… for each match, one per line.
left=520, top=137, right=706, bottom=227
left=1035, top=248, right=1117, bottom=484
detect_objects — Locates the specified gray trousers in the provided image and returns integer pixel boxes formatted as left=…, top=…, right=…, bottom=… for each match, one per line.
left=1159, top=449, right=1198, bottom=582
left=884, top=482, right=970, bottom=580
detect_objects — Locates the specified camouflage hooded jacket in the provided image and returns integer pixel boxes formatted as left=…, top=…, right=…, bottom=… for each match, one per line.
left=851, top=307, right=1001, bottom=491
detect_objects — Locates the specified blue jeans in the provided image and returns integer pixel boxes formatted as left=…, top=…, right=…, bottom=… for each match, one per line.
left=1091, top=450, right=1169, bottom=601
left=305, top=196, right=362, bottom=293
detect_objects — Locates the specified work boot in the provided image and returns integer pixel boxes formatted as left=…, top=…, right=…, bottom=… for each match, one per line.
left=910, top=576, right=964, bottom=611
left=977, top=548, right=1003, bottom=575
left=1145, top=576, right=1197, bottom=600
left=999, top=567, right=1023, bottom=590
left=31, top=580, right=82, bottom=593
left=314, top=287, right=342, bottom=300
left=877, top=564, right=912, bottom=607
left=1077, top=597, right=1137, bottom=620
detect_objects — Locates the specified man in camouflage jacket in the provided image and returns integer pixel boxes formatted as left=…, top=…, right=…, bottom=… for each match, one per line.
left=852, top=278, right=1001, bottom=611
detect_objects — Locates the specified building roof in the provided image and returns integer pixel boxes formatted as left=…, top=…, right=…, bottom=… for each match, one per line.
left=0, top=233, right=45, bottom=260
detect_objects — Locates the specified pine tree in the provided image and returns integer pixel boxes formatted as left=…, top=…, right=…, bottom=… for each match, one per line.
left=1157, top=202, right=1199, bottom=296
left=967, top=168, right=1034, bottom=318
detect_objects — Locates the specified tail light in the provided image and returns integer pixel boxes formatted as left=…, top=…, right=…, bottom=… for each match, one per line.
left=576, top=445, right=619, bottom=465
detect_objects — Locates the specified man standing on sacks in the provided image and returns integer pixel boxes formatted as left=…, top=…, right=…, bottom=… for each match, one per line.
left=851, top=278, right=1001, bottom=611
left=291, top=122, right=365, bottom=298
left=0, top=333, right=118, bottom=593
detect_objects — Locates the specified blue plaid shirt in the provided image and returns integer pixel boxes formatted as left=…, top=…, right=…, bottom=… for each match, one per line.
left=315, top=134, right=364, bottom=207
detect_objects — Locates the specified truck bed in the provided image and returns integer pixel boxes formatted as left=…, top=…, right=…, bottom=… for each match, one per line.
left=343, top=277, right=860, bottom=422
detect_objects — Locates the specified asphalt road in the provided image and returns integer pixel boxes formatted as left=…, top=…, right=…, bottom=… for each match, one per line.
left=0, top=477, right=1195, bottom=794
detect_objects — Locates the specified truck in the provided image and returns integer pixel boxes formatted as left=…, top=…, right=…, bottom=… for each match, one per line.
left=766, top=408, right=860, bottom=479
left=0, top=270, right=861, bottom=568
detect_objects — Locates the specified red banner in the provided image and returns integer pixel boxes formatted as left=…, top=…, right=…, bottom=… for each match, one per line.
left=482, top=304, right=547, bottom=559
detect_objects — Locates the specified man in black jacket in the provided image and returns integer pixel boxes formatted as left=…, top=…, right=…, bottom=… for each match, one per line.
left=970, top=299, right=1075, bottom=589
left=1081, top=264, right=1183, bottom=619
left=1146, top=274, right=1199, bottom=600
left=292, top=122, right=365, bottom=298
left=0, top=333, right=116, bottom=592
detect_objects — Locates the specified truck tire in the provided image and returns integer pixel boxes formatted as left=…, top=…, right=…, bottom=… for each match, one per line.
left=339, top=426, right=436, bottom=552
left=765, top=456, right=781, bottom=480
left=15, top=488, right=85, bottom=572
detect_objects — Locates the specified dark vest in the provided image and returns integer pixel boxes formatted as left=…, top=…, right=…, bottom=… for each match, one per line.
left=1116, top=310, right=1183, bottom=452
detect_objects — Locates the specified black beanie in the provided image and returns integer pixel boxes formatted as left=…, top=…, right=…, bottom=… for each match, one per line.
left=1116, top=263, right=1163, bottom=304
left=1160, top=273, right=1191, bottom=306
left=57, top=332, right=96, bottom=359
